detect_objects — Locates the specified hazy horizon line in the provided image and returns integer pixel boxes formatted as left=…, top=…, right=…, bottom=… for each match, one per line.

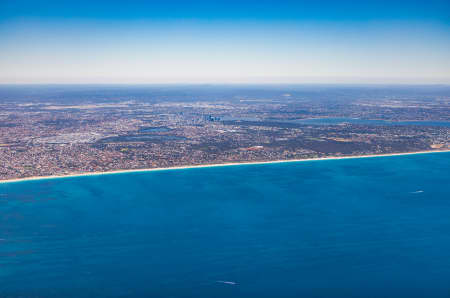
left=1, top=82, right=450, bottom=87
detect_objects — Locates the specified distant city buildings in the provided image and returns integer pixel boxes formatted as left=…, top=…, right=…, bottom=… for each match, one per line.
left=0, top=88, right=449, bottom=180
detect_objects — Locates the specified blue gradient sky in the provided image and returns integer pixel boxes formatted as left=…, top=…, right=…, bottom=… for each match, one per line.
left=1, top=0, right=449, bottom=84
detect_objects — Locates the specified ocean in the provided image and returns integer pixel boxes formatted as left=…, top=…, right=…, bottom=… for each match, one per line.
left=1, top=152, right=450, bottom=297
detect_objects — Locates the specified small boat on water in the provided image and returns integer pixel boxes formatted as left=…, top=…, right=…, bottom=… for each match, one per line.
left=216, top=281, right=237, bottom=285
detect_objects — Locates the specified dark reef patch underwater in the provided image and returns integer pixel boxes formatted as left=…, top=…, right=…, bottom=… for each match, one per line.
left=1, top=152, right=450, bottom=297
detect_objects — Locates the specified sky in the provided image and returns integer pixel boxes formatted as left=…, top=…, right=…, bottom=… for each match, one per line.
left=0, top=0, right=449, bottom=84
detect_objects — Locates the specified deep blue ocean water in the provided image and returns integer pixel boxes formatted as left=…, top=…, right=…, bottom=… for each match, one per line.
left=1, top=153, right=450, bottom=297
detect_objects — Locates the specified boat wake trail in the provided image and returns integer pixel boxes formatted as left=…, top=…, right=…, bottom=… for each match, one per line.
left=216, top=280, right=238, bottom=285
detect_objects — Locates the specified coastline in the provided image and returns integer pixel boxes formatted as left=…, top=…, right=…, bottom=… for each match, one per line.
left=1, top=149, right=449, bottom=184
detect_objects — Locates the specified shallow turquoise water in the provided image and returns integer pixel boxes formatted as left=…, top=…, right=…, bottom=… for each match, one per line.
left=1, top=153, right=450, bottom=297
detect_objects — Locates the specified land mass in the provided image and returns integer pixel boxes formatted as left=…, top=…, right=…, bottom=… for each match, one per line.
left=1, top=85, right=449, bottom=181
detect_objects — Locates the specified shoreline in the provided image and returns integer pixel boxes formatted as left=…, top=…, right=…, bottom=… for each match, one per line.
left=1, top=149, right=449, bottom=184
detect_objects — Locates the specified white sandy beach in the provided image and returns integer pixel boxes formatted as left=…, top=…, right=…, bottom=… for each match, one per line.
left=1, top=149, right=449, bottom=184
